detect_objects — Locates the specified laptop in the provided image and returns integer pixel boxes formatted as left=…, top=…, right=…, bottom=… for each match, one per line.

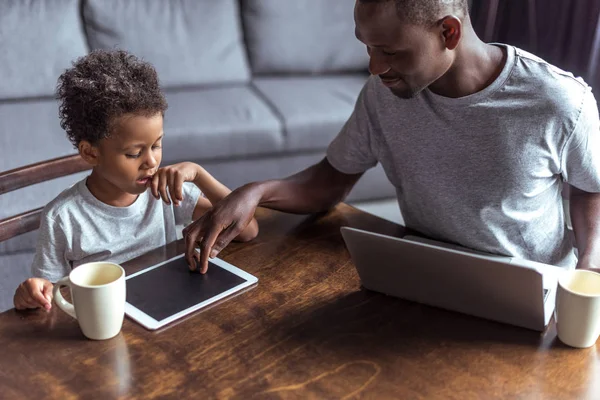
left=340, top=226, right=567, bottom=331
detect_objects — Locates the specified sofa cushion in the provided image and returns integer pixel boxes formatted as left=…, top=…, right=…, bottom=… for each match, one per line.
left=84, top=0, right=251, bottom=88
left=0, top=0, right=88, bottom=100
left=162, top=86, right=283, bottom=161
left=253, top=75, right=367, bottom=151
left=0, top=99, right=75, bottom=173
left=241, top=0, right=369, bottom=74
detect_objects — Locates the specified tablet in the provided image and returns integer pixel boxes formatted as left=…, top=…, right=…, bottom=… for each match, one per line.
left=124, top=254, right=258, bottom=330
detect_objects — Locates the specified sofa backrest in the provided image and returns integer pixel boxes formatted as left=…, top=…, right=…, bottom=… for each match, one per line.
left=240, top=0, right=369, bottom=75
left=0, top=0, right=88, bottom=100
left=83, top=0, right=251, bottom=88
left=0, top=0, right=367, bottom=99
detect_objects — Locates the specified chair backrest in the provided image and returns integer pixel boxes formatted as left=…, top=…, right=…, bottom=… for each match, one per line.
left=0, top=154, right=91, bottom=243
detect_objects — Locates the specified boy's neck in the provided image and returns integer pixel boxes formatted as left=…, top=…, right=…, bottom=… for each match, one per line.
left=86, top=169, right=139, bottom=207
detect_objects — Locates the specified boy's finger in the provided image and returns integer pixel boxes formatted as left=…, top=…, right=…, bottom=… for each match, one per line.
left=173, top=172, right=183, bottom=202
left=15, top=290, right=37, bottom=309
left=30, top=288, right=50, bottom=308
left=26, top=283, right=51, bottom=308
left=42, top=282, right=54, bottom=305
left=174, top=184, right=183, bottom=207
left=167, top=173, right=179, bottom=207
left=150, top=174, right=160, bottom=199
left=158, top=172, right=170, bottom=205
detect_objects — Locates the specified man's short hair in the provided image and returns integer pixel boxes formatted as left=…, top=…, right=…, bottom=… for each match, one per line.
left=358, top=0, right=469, bottom=26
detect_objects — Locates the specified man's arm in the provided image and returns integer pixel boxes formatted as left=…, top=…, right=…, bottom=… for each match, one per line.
left=254, top=158, right=365, bottom=214
left=183, top=158, right=364, bottom=272
left=570, top=185, right=600, bottom=269
left=189, top=165, right=259, bottom=242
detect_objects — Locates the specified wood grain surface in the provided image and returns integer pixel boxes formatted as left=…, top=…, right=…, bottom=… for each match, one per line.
left=0, top=204, right=597, bottom=400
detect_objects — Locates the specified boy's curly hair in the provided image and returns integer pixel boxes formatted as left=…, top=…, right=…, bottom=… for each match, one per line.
left=56, top=49, right=168, bottom=147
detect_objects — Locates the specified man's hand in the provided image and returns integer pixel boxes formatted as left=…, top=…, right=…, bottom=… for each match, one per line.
left=181, top=158, right=363, bottom=273
left=149, top=162, right=201, bottom=207
left=183, top=184, right=262, bottom=274
left=14, top=278, right=53, bottom=311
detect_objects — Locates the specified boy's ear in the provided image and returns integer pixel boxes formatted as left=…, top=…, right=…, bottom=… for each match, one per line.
left=78, top=141, right=100, bottom=166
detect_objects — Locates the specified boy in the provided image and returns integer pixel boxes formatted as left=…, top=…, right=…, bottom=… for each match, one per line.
left=13, top=50, right=258, bottom=310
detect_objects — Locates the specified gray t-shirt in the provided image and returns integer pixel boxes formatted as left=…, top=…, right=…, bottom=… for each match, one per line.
left=31, top=178, right=201, bottom=282
left=327, top=44, right=600, bottom=267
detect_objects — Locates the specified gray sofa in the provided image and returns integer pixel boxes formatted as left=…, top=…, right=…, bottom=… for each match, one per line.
left=0, top=0, right=395, bottom=310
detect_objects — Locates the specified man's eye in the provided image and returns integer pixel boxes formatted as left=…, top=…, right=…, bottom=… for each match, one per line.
left=126, top=153, right=141, bottom=159
left=382, top=50, right=396, bottom=56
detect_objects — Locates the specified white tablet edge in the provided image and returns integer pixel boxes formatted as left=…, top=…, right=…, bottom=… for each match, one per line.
left=124, top=254, right=258, bottom=330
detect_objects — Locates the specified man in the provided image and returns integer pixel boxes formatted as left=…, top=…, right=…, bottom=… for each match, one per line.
left=184, top=0, right=600, bottom=274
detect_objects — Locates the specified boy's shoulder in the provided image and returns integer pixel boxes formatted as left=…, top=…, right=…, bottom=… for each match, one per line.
left=42, top=178, right=87, bottom=222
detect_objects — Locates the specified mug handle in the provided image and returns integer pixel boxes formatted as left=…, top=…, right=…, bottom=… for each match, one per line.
left=52, top=276, right=77, bottom=319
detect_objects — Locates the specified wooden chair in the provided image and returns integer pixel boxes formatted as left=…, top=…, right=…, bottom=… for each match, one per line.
left=0, top=154, right=91, bottom=243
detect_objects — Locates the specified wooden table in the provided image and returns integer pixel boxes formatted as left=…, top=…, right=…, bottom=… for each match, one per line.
left=1, top=204, right=598, bottom=399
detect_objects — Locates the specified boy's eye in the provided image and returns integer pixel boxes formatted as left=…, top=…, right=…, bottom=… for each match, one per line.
left=152, top=145, right=162, bottom=150
left=126, top=153, right=142, bottom=159
left=382, top=50, right=396, bottom=56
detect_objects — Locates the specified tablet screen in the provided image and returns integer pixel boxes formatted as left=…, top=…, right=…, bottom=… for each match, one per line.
left=126, top=256, right=248, bottom=321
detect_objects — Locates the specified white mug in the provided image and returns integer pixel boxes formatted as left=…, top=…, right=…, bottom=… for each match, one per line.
left=555, top=269, right=600, bottom=348
left=53, top=262, right=126, bottom=340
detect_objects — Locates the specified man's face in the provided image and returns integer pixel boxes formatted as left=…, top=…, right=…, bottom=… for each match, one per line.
left=355, top=1, right=454, bottom=98
left=94, top=112, right=164, bottom=195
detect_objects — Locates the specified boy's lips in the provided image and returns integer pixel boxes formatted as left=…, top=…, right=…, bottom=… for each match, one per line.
left=136, top=177, right=152, bottom=185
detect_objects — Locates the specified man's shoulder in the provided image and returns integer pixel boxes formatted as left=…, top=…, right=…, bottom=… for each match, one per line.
left=512, top=46, right=589, bottom=101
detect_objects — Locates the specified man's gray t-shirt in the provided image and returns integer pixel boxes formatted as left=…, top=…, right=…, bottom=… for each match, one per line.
left=327, top=44, right=600, bottom=267
left=31, top=178, right=201, bottom=282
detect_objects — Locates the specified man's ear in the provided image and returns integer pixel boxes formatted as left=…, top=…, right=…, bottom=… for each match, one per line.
left=78, top=140, right=100, bottom=166
left=440, top=16, right=462, bottom=51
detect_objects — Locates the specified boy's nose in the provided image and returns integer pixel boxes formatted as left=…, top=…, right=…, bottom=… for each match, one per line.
left=144, top=153, right=159, bottom=169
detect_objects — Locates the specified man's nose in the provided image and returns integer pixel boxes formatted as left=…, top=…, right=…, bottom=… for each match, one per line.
left=368, top=52, right=390, bottom=76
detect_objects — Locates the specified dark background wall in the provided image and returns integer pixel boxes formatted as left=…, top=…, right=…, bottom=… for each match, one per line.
left=471, top=0, right=600, bottom=89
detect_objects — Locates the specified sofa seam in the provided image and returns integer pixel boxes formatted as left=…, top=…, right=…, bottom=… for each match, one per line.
left=248, top=82, right=289, bottom=143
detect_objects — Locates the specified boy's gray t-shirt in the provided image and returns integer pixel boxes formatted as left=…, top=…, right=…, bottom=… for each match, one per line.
left=31, top=178, right=202, bottom=282
left=327, top=44, right=600, bottom=267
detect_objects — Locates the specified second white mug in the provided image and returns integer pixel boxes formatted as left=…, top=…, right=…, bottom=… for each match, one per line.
left=555, top=269, right=600, bottom=348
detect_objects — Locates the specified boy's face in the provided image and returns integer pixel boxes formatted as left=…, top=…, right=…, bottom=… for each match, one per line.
left=93, top=112, right=164, bottom=195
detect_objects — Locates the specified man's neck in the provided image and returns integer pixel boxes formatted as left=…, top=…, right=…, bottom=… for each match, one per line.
left=428, top=32, right=506, bottom=99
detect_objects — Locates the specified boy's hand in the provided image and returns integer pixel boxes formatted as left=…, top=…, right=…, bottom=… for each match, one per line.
left=149, top=162, right=202, bottom=206
left=14, top=278, right=53, bottom=311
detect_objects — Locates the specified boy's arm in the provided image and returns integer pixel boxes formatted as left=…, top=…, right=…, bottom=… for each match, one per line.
left=192, top=166, right=259, bottom=242
left=30, top=214, right=71, bottom=283
left=15, top=213, right=69, bottom=310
